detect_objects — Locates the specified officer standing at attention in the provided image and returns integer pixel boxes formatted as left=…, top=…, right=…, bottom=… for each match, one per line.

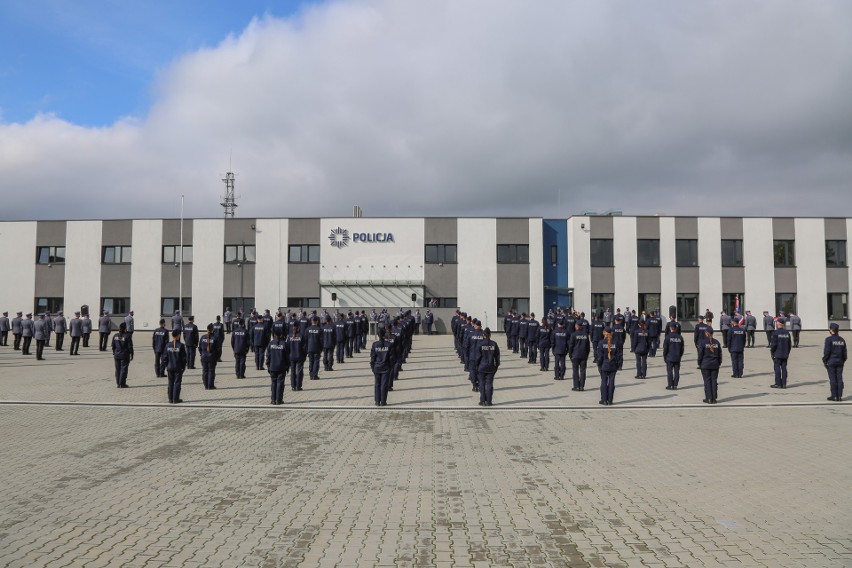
left=538, top=319, right=552, bottom=372
left=526, top=314, right=540, bottom=365
left=693, top=315, right=708, bottom=353
left=69, top=311, right=83, bottom=355
left=21, top=313, right=34, bottom=355
left=596, top=328, right=622, bottom=405
left=662, top=322, right=684, bottom=390
left=728, top=317, right=746, bottom=378
left=698, top=328, right=722, bottom=404
left=81, top=313, right=92, bottom=348
left=98, top=311, right=112, bottom=351
left=667, top=314, right=682, bottom=335
left=518, top=313, right=529, bottom=358
left=0, top=311, right=9, bottom=346
left=370, top=327, right=393, bottom=406
left=552, top=320, right=569, bottom=381
left=212, top=316, right=225, bottom=362
left=414, top=310, right=421, bottom=335
left=769, top=319, right=792, bottom=389
left=719, top=311, right=732, bottom=349
left=344, top=312, right=356, bottom=358
left=334, top=314, right=347, bottom=364
left=164, top=329, right=187, bottom=403
left=568, top=322, right=591, bottom=391
left=184, top=316, right=200, bottom=369
left=321, top=316, right=336, bottom=371
left=231, top=318, right=250, bottom=378
left=111, top=322, right=133, bottom=388
left=171, top=310, right=183, bottom=332
left=823, top=323, right=846, bottom=401
left=306, top=316, right=323, bottom=380
left=266, top=330, right=289, bottom=404
left=34, top=313, right=48, bottom=360
left=762, top=311, right=774, bottom=347
left=424, top=310, right=434, bottom=335
left=124, top=310, right=135, bottom=338
left=286, top=324, right=306, bottom=391
left=647, top=310, right=661, bottom=357
left=53, top=311, right=67, bottom=351
left=251, top=314, right=268, bottom=371
left=43, top=311, right=52, bottom=348
left=475, top=328, right=500, bottom=406
left=632, top=321, right=650, bottom=379
left=152, top=319, right=169, bottom=377
left=745, top=310, right=757, bottom=348
left=223, top=307, right=233, bottom=334
left=789, top=312, right=802, bottom=348
left=12, top=311, right=23, bottom=350
left=199, top=324, right=221, bottom=390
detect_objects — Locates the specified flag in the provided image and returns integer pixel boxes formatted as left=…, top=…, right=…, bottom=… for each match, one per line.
left=734, top=294, right=740, bottom=314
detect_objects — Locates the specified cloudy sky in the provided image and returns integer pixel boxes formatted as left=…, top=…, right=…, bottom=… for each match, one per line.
left=1, top=0, right=851, bottom=220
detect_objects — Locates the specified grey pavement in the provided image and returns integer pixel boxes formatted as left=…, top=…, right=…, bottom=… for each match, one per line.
left=0, top=332, right=850, bottom=567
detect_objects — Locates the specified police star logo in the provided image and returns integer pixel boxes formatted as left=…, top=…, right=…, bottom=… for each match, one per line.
left=329, top=227, right=350, bottom=248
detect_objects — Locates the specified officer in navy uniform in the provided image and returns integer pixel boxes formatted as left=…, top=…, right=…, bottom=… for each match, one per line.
left=475, top=328, right=500, bottom=406
left=212, top=316, right=225, bottom=362
left=334, top=314, right=347, bottom=364
left=43, top=312, right=52, bottom=347
left=727, top=317, right=746, bottom=378
left=647, top=311, right=661, bottom=357
left=152, top=319, right=169, bottom=377
left=596, top=328, right=622, bottom=405
left=321, top=316, right=336, bottom=371
left=526, top=314, right=540, bottom=365
left=69, top=311, right=83, bottom=355
left=464, top=320, right=485, bottom=391
left=568, top=322, right=591, bottom=391
left=287, top=325, right=306, bottom=391
left=111, top=322, right=133, bottom=387
left=823, top=323, right=846, bottom=401
left=424, top=310, right=434, bottom=335
left=632, top=321, right=650, bottom=379
left=164, top=329, right=187, bottom=403
left=272, top=312, right=287, bottom=341
left=590, top=314, right=605, bottom=364
left=769, top=319, right=792, bottom=389
left=552, top=320, right=569, bottom=381
left=698, top=328, right=722, bottom=403
left=184, top=316, right=200, bottom=369
left=305, top=316, right=323, bottom=380
left=0, top=311, right=10, bottom=346
left=518, top=313, right=529, bottom=358
left=12, top=311, right=23, bottom=350
left=744, top=310, right=757, bottom=347
left=34, top=313, right=47, bottom=360
left=662, top=323, right=684, bottom=389
left=344, top=312, right=355, bottom=358
left=611, top=317, right=626, bottom=371
left=231, top=319, right=250, bottom=378
left=370, top=327, right=394, bottom=406
left=266, top=330, right=290, bottom=404
left=21, top=313, right=34, bottom=355
left=538, top=320, right=552, bottom=372
left=251, top=314, right=268, bottom=371
left=199, top=324, right=220, bottom=389
left=666, top=314, right=681, bottom=335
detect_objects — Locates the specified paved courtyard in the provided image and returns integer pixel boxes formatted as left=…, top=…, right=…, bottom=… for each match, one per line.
left=0, top=331, right=850, bottom=567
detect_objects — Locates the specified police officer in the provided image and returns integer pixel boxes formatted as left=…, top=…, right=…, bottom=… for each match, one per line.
left=53, top=311, right=67, bottom=351
left=552, top=320, right=569, bottom=381
left=370, top=327, right=394, bottom=406
left=34, top=313, right=47, bottom=360
left=662, top=322, right=684, bottom=390
left=763, top=311, right=774, bottom=347
left=728, top=317, right=746, bottom=378
left=464, top=320, right=485, bottom=391
left=518, top=313, right=529, bottom=358
left=698, top=328, right=722, bottom=404
left=212, top=316, right=225, bottom=362
left=266, top=330, right=289, bottom=404
left=789, top=312, right=802, bottom=348
left=152, top=319, right=169, bottom=377
left=21, top=313, right=34, bottom=355
left=526, top=314, right=540, bottom=365
left=745, top=310, right=757, bottom=348
left=596, top=328, right=622, bottom=405
left=344, top=312, right=356, bottom=358
left=769, top=319, right=792, bottom=389
left=124, top=310, right=135, bottom=337
left=98, top=311, right=112, bottom=351
left=81, top=313, right=92, bottom=348
left=334, top=313, right=347, bottom=364
left=251, top=314, right=268, bottom=370
left=223, top=307, right=233, bottom=334
left=538, top=319, right=552, bottom=372
left=647, top=310, right=661, bottom=357
left=183, top=316, right=200, bottom=369
left=632, top=321, right=650, bottom=379
left=199, top=324, right=220, bottom=389
left=12, top=311, right=23, bottom=350
left=719, top=311, right=732, bottom=348
left=231, top=318, right=250, bottom=378
left=321, top=316, right=336, bottom=371
left=414, top=310, right=421, bottom=335
left=424, top=310, right=434, bottom=335
left=475, top=328, right=500, bottom=406
left=305, top=316, right=322, bottom=380
left=272, top=311, right=287, bottom=339
left=568, top=322, right=591, bottom=391
left=164, top=330, right=187, bottom=403
left=111, top=322, right=133, bottom=388
left=0, top=311, right=9, bottom=346
left=823, top=323, right=846, bottom=401
left=287, top=324, right=306, bottom=391
left=43, top=312, right=52, bottom=347
left=667, top=314, right=682, bottom=335
left=171, top=310, right=183, bottom=332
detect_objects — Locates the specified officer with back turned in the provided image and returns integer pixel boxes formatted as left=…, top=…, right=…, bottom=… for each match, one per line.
left=286, top=324, right=306, bottom=391
left=698, top=328, right=722, bottom=404
left=745, top=310, right=757, bottom=348
left=183, top=316, right=199, bottom=369
left=0, top=311, right=9, bottom=346
left=164, top=329, right=187, bottom=403
left=789, top=312, right=802, bottom=348
left=199, top=324, right=220, bottom=389
left=334, top=313, right=347, bottom=364
left=568, top=322, right=591, bottom=391
left=53, top=311, right=67, bottom=351
left=231, top=318, right=249, bottom=378
left=98, top=311, right=112, bottom=351
left=526, top=314, right=540, bottom=365
left=370, top=327, right=393, bottom=406
left=475, top=328, right=500, bottom=406
left=305, top=316, right=323, bottom=380
left=111, top=322, right=133, bottom=388
left=34, top=313, right=47, bottom=360
left=252, top=314, right=268, bottom=371
left=321, top=316, right=336, bottom=371
left=728, top=317, right=746, bottom=378
left=266, top=329, right=289, bottom=404
left=171, top=310, right=183, bottom=332
left=719, top=311, right=732, bottom=348
left=769, top=319, right=792, bottom=389
left=21, top=313, right=34, bottom=355
left=212, top=316, right=225, bottom=361
left=552, top=320, right=569, bottom=381
left=662, top=322, right=684, bottom=390
left=538, top=319, right=553, bottom=372
left=69, top=311, right=83, bottom=355
left=823, top=323, right=846, bottom=401
left=152, top=319, right=169, bottom=377
left=12, top=311, right=23, bottom=350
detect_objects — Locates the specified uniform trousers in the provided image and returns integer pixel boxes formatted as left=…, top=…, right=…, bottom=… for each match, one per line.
left=701, top=368, right=719, bottom=400
left=186, top=345, right=197, bottom=368
left=746, top=330, right=755, bottom=347
left=345, top=337, right=354, bottom=358
left=201, top=358, right=217, bottom=388
left=99, top=332, right=110, bottom=351
left=730, top=351, right=744, bottom=376
left=374, top=371, right=390, bottom=404
left=154, top=351, right=166, bottom=376
left=70, top=336, right=81, bottom=355
left=666, top=361, right=680, bottom=388
left=22, top=336, right=32, bottom=355
left=270, top=372, right=286, bottom=403
left=234, top=353, right=247, bottom=378
left=55, top=333, right=64, bottom=350
left=721, top=330, right=729, bottom=348
left=827, top=365, right=844, bottom=399
left=766, top=330, right=773, bottom=346
left=425, top=323, right=432, bottom=335
left=254, top=346, right=265, bottom=370
left=352, top=336, right=360, bottom=354
left=792, top=330, right=800, bottom=347
left=554, top=353, right=567, bottom=380
left=336, top=343, right=345, bottom=363
left=635, top=353, right=648, bottom=377
left=114, top=358, right=129, bottom=386
left=323, top=348, right=334, bottom=371
left=600, top=371, right=616, bottom=403
left=167, top=370, right=183, bottom=401
left=468, top=366, right=478, bottom=387
left=83, top=333, right=90, bottom=347
left=773, top=358, right=788, bottom=387
left=36, top=339, right=45, bottom=360
left=0, top=331, right=7, bottom=346
left=290, top=360, right=305, bottom=390
left=571, top=358, right=587, bottom=389
left=14, top=333, right=22, bottom=350
left=519, top=337, right=527, bottom=358
left=308, top=352, right=320, bottom=378
left=528, top=342, right=538, bottom=364
left=478, top=371, right=495, bottom=404
left=540, top=349, right=550, bottom=371
left=511, top=336, right=519, bottom=353
left=649, top=337, right=660, bottom=357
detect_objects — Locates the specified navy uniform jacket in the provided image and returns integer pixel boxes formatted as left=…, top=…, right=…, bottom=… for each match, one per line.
left=299, top=317, right=310, bottom=337
left=770, top=329, right=792, bottom=360
left=465, top=330, right=486, bottom=361
left=424, top=312, right=433, bottom=325
left=591, top=321, right=605, bottom=343
left=698, top=340, right=723, bottom=369
left=518, top=319, right=529, bottom=340
left=112, top=333, right=133, bottom=359
left=69, top=318, right=83, bottom=337
left=322, top=323, right=337, bottom=348
left=231, top=327, right=250, bottom=355
left=335, top=320, right=347, bottom=342
left=251, top=324, right=268, bottom=349
left=568, top=331, right=591, bottom=361
left=266, top=338, right=290, bottom=373
left=475, top=340, right=501, bottom=372
left=667, top=319, right=682, bottom=334
left=823, top=335, right=847, bottom=367
left=728, top=328, right=746, bottom=353
left=552, top=328, right=569, bottom=355
left=370, top=339, right=394, bottom=373
left=611, top=323, right=626, bottom=347
left=596, top=341, right=623, bottom=372
left=198, top=334, right=221, bottom=361
left=538, top=327, right=552, bottom=350
left=183, top=323, right=199, bottom=347
left=272, top=319, right=287, bottom=339
left=693, top=322, right=708, bottom=347
left=632, top=330, right=650, bottom=354
left=344, top=318, right=355, bottom=339
left=287, top=335, right=306, bottom=362
left=647, top=317, right=661, bottom=338
left=305, top=325, right=322, bottom=353
left=526, top=319, right=540, bottom=342
left=163, top=341, right=187, bottom=371
left=152, top=327, right=169, bottom=353
left=212, top=322, right=225, bottom=343
left=98, top=315, right=112, bottom=333
left=662, top=333, right=685, bottom=363
left=509, top=317, right=520, bottom=338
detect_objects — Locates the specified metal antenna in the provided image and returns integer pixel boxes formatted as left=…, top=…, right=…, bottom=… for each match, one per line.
left=221, top=170, right=237, bottom=218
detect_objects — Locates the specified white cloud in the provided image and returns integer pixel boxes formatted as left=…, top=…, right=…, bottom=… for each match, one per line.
left=2, top=0, right=851, bottom=220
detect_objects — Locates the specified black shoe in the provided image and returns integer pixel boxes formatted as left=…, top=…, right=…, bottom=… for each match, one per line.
left=388, top=387, right=393, bottom=391
left=828, top=396, right=837, bottom=401
left=579, top=387, right=584, bottom=391
left=169, top=399, right=174, bottom=404
left=599, top=400, right=605, bottom=405
left=770, top=384, right=781, bottom=389
left=703, top=399, right=710, bottom=404
left=665, top=386, right=672, bottom=390
left=711, top=399, right=717, bottom=404
left=673, top=386, right=678, bottom=390
left=571, top=387, right=578, bottom=391
left=121, top=384, right=129, bottom=388
left=174, top=399, right=182, bottom=403
left=781, top=385, right=786, bottom=389
left=486, top=402, right=493, bottom=406
left=606, top=401, right=613, bottom=405
left=297, top=387, right=303, bottom=391
left=209, top=386, right=217, bottom=390
left=478, top=401, right=484, bottom=406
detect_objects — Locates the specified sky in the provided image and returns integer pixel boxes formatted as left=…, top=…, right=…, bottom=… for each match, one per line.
left=1, top=0, right=851, bottom=220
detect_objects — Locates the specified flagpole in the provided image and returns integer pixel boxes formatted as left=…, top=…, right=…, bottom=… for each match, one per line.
left=179, top=195, right=184, bottom=318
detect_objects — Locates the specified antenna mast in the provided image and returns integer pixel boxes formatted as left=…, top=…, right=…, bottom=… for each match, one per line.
left=221, top=171, right=237, bottom=218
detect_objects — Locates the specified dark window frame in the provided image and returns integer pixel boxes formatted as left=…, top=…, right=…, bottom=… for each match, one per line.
left=161, top=297, right=193, bottom=316
left=722, top=293, right=746, bottom=316
left=288, top=244, right=321, bottom=264
left=590, top=239, right=614, bottom=267
left=287, top=297, right=321, bottom=308
left=102, top=245, right=132, bottom=265
left=721, top=239, right=744, bottom=267
left=34, top=297, right=64, bottom=314
left=775, top=292, right=797, bottom=315
left=828, top=293, right=849, bottom=320
left=826, top=240, right=847, bottom=267
left=497, top=297, right=530, bottom=318
left=676, top=293, right=699, bottom=319
left=675, top=239, right=699, bottom=267
left=224, top=244, right=256, bottom=264
left=496, top=244, right=530, bottom=264
left=591, top=293, right=614, bottom=314
left=162, top=245, right=193, bottom=264
left=638, top=293, right=661, bottom=313
left=773, top=240, right=795, bottom=267
left=425, top=244, right=458, bottom=264
left=224, top=297, right=255, bottom=314
left=36, top=245, right=66, bottom=265
left=637, top=239, right=660, bottom=267
left=426, top=297, right=458, bottom=308
left=100, top=297, right=130, bottom=316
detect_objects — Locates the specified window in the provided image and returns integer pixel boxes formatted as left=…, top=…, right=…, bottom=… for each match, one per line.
left=162, top=245, right=193, bottom=264
left=775, top=293, right=797, bottom=315
left=591, top=293, right=614, bottom=314
left=550, top=245, right=558, bottom=266
left=36, top=246, right=66, bottom=265
left=497, top=244, right=529, bottom=264
left=677, top=293, right=699, bottom=319
left=224, top=298, right=255, bottom=314
left=287, top=297, right=321, bottom=308
left=676, top=240, right=698, bottom=267
left=102, top=246, right=132, bottom=264
left=289, top=245, right=320, bottom=264
left=426, top=297, right=457, bottom=308
left=35, top=297, right=64, bottom=314
left=828, top=293, right=848, bottom=319
left=425, top=244, right=458, bottom=264
left=637, top=240, right=660, bottom=267
left=224, top=245, right=256, bottom=264
left=773, top=240, right=795, bottom=267
left=590, top=239, right=613, bottom=267
left=722, top=293, right=745, bottom=316
left=497, top=297, right=530, bottom=317
left=638, top=293, right=661, bottom=314
left=721, top=240, right=744, bottom=267
left=101, top=297, right=130, bottom=315
left=826, top=240, right=847, bottom=267
left=161, top=298, right=192, bottom=316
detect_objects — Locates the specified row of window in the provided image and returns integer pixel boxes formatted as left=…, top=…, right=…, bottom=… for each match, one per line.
left=590, top=239, right=848, bottom=268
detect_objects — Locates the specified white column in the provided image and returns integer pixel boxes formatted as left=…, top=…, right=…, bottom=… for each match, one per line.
left=795, top=218, right=827, bottom=327
left=190, top=219, right=225, bottom=325
left=129, top=220, right=163, bottom=329
left=457, top=218, right=497, bottom=328
left=528, top=218, right=544, bottom=318
left=697, top=217, right=723, bottom=314
left=64, top=221, right=103, bottom=315
left=743, top=218, right=775, bottom=314
left=659, top=217, right=677, bottom=313
left=613, top=217, right=638, bottom=310
left=567, top=216, right=590, bottom=310
left=0, top=222, right=37, bottom=314
left=255, top=219, right=289, bottom=310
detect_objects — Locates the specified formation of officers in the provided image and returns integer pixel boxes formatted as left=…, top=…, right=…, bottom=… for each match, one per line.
left=0, top=303, right=845, bottom=406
